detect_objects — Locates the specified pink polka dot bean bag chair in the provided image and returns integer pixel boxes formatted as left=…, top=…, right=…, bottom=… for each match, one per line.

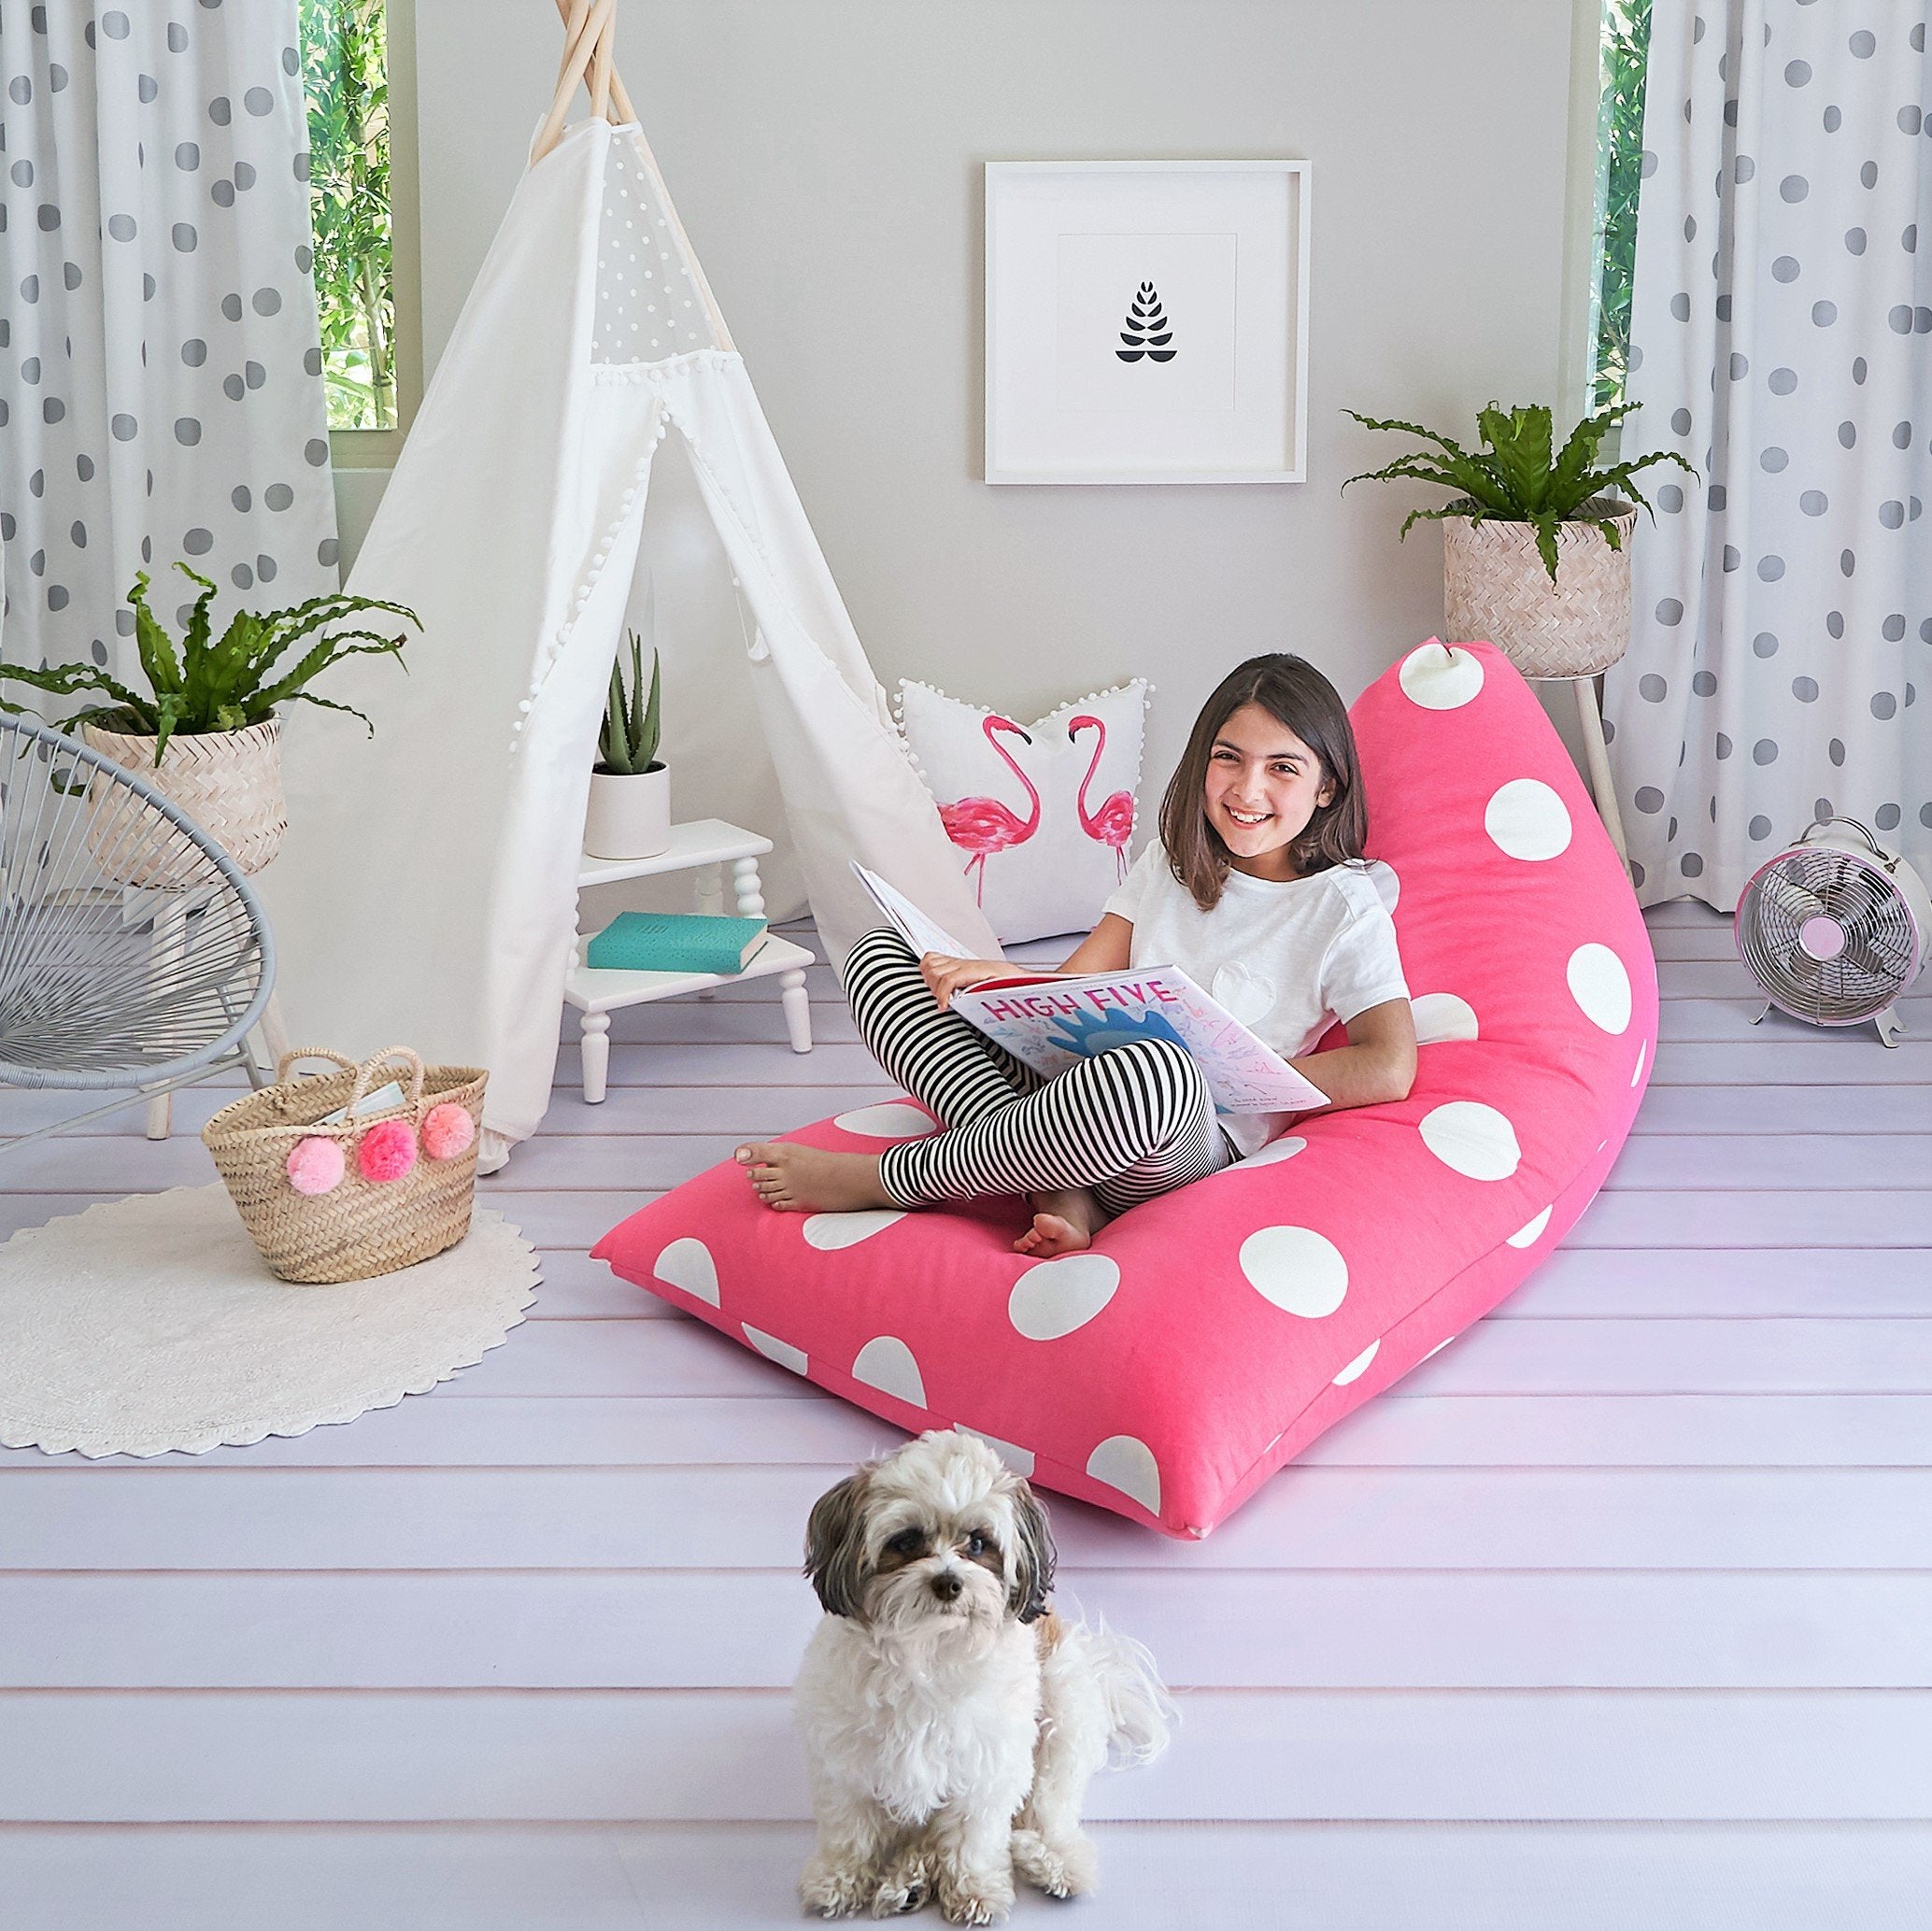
left=592, top=641, right=1656, bottom=1538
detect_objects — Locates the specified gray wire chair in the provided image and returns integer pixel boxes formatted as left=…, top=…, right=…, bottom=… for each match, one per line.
left=0, top=714, right=276, bottom=1150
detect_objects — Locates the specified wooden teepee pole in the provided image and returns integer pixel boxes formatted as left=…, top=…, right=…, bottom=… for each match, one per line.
left=588, top=0, right=615, bottom=120
left=533, top=0, right=636, bottom=164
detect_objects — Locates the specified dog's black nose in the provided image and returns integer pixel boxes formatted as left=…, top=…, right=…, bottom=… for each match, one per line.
left=930, top=1570, right=963, bottom=1601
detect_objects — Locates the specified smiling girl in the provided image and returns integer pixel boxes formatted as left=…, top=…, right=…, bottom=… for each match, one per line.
left=737, top=654, right=1416, bottom=1257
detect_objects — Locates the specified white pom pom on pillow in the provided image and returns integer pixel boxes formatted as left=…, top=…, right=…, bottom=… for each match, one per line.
left=897, top=678, right=1148, bottom=945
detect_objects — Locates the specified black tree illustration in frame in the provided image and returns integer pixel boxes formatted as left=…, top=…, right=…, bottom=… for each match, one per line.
left=1116, top=280, right=1177, bottom=362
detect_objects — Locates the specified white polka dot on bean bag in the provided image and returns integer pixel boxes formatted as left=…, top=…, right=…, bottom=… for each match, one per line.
left=592, top=641, right=1657, bottom=1539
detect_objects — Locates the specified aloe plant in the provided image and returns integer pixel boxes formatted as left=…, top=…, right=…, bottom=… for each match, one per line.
left=597, top=629, right=662, bottom=775
left=1342, top=400, right=1697, bottom=586
left=0, top=561, right=419, bottom=764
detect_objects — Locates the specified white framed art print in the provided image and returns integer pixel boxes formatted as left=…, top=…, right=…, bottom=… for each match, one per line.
left=985, top=160, right=1310, bottom=485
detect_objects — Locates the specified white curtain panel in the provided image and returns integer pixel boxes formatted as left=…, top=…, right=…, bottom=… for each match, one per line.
left=1603, top=0, right=1931, bottom=909
left=0, top=0, right=337, bottom=681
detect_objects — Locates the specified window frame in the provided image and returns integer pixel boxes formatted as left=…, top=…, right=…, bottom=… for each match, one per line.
left=1562, top=0, right=1652, bottom=453
left=319, top=0, right=421, bottom=470
left=1559, top=0, right=1612, bottom=430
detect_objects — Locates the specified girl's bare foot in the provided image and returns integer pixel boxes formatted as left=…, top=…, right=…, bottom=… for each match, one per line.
left=735, top=1142, right=894, bottom=1214
left=1014, top=1186, right=1107, bottom=1258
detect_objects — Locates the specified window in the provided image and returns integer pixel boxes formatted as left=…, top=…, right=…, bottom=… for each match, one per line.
left=1587, top=0, right=1652, bottom=413
left=299, top=0, right=419, bottom=463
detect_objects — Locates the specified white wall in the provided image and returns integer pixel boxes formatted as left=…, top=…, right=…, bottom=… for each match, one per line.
left=343, top=0, right=1586, bottom=793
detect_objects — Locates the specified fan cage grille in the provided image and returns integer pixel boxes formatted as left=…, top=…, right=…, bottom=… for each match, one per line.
left=1736, top=843, right=1922, bottom=1024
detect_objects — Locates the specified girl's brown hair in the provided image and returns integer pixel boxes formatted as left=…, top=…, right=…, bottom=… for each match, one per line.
left=1157, top=653, right=1369, bottom=911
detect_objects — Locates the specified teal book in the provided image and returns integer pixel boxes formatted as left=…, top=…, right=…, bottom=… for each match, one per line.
left=586, top=912, right=769, bottom=975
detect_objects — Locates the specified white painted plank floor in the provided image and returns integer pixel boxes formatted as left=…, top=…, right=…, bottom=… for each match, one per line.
left=2, top=903, right=1930, bottom=1926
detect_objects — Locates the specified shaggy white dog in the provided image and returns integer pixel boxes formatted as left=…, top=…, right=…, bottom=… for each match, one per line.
left=793, top=1429, right=1173, bottom=1924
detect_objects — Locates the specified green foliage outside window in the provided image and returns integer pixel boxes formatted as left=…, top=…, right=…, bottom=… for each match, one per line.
left=1590, top=0, right=1652, bottom=414
left=300, top=0, right=394, bottom=432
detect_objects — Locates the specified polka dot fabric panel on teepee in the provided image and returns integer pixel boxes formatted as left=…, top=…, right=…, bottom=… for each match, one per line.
left=1602, top=2, right=1932, bottom=911
left=0, top=1, right=336, bottom=679
left=593, top=643, right=1656, bottom=1538
left=590, top=129, right=722, bottom=365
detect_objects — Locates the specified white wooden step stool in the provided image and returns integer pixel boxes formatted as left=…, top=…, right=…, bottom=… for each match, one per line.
left=564, top=818, right=814, bottom=1104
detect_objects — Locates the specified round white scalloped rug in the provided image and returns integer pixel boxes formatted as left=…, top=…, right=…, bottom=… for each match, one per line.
left=0, top=1185, right=538, bottom=1457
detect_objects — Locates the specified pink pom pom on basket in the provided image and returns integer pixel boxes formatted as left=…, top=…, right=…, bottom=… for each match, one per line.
left=286, top=1136, right=345, bottom=1197
left=356, top=1116, right=419, bottom=1184
left=421, top=1101, right=476, bottom=1161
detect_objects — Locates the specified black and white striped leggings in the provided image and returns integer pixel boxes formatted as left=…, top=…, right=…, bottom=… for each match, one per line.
left=842, top=927, right=1233, bottom=1216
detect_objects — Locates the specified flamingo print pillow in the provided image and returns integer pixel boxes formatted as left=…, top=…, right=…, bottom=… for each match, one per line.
left=897, top=678, right=1147, bottom=945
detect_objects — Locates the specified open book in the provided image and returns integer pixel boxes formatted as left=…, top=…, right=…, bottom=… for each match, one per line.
left=851, top=862, right=1330, bottom=1115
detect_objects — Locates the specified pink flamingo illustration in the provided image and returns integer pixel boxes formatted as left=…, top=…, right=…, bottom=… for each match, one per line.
left=936, top=716, right=1041, bottom=904
left=1069, top=714, right=1135, bottom=881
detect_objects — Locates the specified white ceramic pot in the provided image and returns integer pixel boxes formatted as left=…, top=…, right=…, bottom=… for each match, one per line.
left=584, top=762, right=672, bottom=860
left=81, top=715, right=286, bottom=881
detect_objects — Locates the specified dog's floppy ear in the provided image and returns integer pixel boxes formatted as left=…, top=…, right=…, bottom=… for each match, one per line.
left=803, top=1467, right=874, bottom=1618
left=1006, top=1475, right=1057, bottom=1624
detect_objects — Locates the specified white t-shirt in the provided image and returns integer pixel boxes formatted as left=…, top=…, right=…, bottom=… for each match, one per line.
left=1102, top=844, right=1411, bottom=1157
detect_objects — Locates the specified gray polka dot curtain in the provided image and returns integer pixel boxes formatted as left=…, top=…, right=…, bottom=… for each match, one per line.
left=1603, top=0, right=1931, bottom=910
left=0, top=0, right=338, bottom=684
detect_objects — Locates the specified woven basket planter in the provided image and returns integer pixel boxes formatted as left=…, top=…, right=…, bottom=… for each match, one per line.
left=81, top=715, right=286, bottom=882
left=1442, top=498, right=1637, bottom=679
left=204, top=1047, right=488, bottom=1285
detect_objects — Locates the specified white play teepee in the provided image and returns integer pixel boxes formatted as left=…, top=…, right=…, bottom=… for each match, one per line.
left=264, top=1, right=995, bottom=1166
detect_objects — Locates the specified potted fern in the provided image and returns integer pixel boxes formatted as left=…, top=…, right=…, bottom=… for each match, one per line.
left=0, top=562, right=419, bottom=875
left=584, top=629, right=669, bottom=860
left=1342, top=401, right=1697, bottom=677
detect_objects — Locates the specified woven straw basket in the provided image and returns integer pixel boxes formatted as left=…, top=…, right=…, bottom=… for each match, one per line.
left=1442, top=498, right=1637, bottom=679
left=82, top=717, right=287, bottom=881
left=203, top=1047, right=488, bottom=1285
